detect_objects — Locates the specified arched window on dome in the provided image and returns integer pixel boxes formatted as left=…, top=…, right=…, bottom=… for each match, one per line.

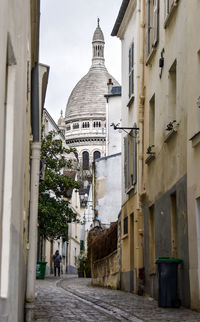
left=74, top=152, right=79, bottom=161
left=93, top=151, right=101, bottom=161
left=82, top=151, right=89, bottom=170
left=82, top=122, right=90, bottom=128
left=93, top=121, right=101, bottom=128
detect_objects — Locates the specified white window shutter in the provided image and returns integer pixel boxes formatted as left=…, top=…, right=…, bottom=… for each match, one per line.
left=129, top=48, right=131, bottom=97
left=131, top=42, right=134, bottom=95
left=153, top=0, right=159, bottom=47
left=145, top=0, right=151, bottom=58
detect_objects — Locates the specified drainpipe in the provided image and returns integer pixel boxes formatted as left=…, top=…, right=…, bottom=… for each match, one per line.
left=26, top=63, right=41, bottom=321
left=135, top=0, right=145, bottom=290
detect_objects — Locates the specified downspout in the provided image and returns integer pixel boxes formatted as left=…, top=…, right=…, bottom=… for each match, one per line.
left=135, top=0, right=145, bottom=290
left=26, top=63, right=41, bottom=321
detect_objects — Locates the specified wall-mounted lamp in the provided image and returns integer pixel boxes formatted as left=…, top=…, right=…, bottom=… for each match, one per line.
left=159, top=48, right=165, bottom=78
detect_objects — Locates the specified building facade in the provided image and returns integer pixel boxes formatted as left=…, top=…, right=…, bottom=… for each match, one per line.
left=112, top=0, right=145, bottom=293
left=0, top=1, right=47, bottom=321
left=112, top=0, right=200, bottom=310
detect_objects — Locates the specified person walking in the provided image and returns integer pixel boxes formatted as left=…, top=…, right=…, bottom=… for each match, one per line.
left=53, top=250, right=62, bottom=277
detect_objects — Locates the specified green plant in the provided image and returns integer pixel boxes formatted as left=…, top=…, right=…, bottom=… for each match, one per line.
left=38, top=130, right=79, bottom=240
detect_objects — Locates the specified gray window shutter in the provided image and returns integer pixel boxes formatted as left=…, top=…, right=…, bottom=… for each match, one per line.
left=129, top=42, right=134, bottom=97
left=153, top=0, right=159, bottom=47
left=131, top=42, right=134, bottom=95
left=124, top=135, right=129, bottom=190
left=132, top=123, right=137, bottom=186
left=129, top=48, right=131, bottom=97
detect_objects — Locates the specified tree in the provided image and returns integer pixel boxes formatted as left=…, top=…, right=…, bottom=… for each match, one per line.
left=38, top=131, right=79, bottom=240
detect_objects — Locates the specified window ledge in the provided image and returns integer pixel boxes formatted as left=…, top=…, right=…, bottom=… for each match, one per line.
left=190, top=131, right=200, bottom=148
left=127, top=95, right=135, bottom=107
left=164, top=0, right=179, bottom=29
left=126, top=185, right=136, bottom=195
left=146, top=47, right=157, bottom=66
left=145, top=153, right=155, bottom=165
left=121, top=233, right=128, bottom=240
left=164, top=128, right=177, bottom=143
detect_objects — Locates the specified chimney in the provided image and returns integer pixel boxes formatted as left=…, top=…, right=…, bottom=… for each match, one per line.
left=107, top=78, right=113, bottom=94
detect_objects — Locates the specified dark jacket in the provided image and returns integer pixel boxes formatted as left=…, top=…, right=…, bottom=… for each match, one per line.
left=53, top=253, right=62, bottom=267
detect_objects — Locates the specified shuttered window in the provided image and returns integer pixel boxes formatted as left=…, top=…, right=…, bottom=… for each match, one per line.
left=146, top=0, right=159, bottom=59
left=124, top=126, right=137, bottom=192
left=132, top=124, right=137, bottom=186
left=124, top=135, right=129, bottom=191
left=165, top=0, right=178, bottom=18
left=129, top=42, right=134, bottom=98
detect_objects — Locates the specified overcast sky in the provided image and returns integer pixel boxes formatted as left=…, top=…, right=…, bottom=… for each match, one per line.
left=39, top=0, right=122, bottom=122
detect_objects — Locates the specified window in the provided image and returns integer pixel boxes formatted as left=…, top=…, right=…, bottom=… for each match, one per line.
left=73, top=123, right=79, bottom=129
left=124, top=216, right=128, bottom=235
left=82, top=151, right=89, bottom=170
left=80, top=240, right=85, bottom=252
left=93, top=121, right=101, bottom=128
left=66, top=125, right=71, bottom=131
left=146, top=0, right=159, bottom=59
left=82, top=122, right=90, bottom=128
left=124, top=124, right=137, bottom=192
left=165, top=0, right=178, bottom=19
left=129, top=42, right=134, bottom=97
left=149, top=94, right=155, bottom=147
left=93, top=151, right=101, bottom=161
left=149, top=205, right=155, bottom=270
left=168, top=60, right=177, bottom=122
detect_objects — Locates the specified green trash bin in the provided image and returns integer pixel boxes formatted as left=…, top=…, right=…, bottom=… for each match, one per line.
left=36, top=260, right=47, bottom=279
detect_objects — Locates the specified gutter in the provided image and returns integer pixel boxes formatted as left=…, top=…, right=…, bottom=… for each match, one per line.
left=26, top=63, right=41, bottom=321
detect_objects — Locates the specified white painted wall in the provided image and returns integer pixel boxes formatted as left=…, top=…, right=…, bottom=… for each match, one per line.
left=94, top=153, right=121, bottom=227
left=106, top=94, right=121, bottom=156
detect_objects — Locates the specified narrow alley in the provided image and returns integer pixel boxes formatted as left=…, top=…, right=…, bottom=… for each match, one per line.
left=33, top=276, right=200, bottom=322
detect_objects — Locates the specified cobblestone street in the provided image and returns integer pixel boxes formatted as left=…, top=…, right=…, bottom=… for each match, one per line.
left=33, top=275, right=200, bottom=321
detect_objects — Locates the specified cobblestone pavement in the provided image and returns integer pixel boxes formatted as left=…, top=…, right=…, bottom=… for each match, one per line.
left=34, top=275, right=200, bottom=321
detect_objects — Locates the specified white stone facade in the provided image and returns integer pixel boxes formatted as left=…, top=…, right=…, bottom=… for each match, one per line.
left=58, top=20, right=119, bottom=179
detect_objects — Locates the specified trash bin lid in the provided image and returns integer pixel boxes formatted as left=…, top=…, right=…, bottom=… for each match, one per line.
left=156, top=257, right=182, bottom=264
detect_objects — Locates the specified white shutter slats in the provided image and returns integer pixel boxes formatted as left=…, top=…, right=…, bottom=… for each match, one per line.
left=153, top=0, right=159, bottom=47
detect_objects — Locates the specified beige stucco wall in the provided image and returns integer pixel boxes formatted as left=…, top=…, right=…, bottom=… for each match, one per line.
left=92, top=250, right=120, bottom=289
left=186, top=0, right=200, bottom=310
left=143, top=0, right=187, bottom=204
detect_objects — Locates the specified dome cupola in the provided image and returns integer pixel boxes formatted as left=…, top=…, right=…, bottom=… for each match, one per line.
left=92, top=18, right=105, bottom=67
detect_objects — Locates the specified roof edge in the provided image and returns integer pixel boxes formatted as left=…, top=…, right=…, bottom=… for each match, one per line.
left=111, top=0, right=130, bottom=36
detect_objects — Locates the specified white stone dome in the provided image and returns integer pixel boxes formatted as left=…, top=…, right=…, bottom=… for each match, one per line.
left=65, top=66, right=118, bottom=121
left=65, top=19, right=119, bottom=121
